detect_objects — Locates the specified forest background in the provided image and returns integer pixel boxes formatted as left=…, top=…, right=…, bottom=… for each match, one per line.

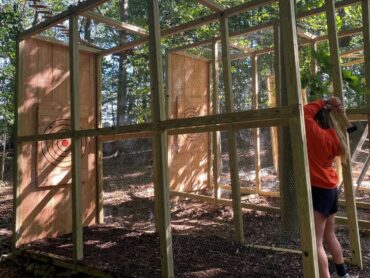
left=0, top=0, right=367, bottom=181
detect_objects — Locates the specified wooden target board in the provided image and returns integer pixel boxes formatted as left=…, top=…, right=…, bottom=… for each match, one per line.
left=168, top=52, right=210, bottom=192
left=17, top=38, right=97, bottom=244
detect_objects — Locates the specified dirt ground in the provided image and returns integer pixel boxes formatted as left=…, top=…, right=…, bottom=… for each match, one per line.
left=1, top=153, right=370, bottom=277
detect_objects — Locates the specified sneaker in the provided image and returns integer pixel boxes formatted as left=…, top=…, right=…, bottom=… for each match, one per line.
left=330, top=273, right=350, bottom=278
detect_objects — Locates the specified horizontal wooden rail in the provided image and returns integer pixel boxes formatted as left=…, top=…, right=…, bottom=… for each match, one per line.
left=16, top=105, right=297, bottom=143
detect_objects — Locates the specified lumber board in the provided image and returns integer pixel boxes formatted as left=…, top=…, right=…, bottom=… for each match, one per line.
left=82, top=12, right=148, bottom=36
left=32, top=35, right=101, bottom=53
left=148, top=0, right=174, bottom=276
left=69, top=15, right=83, bottom=262
left=211, top=41, right=221, bottom=201
left=280, top=0, right=318, bottom=276
left=220, top=15, right=244, bottom=244
left=170, top=191, right=280, bottom=213
left=325, top=0, right=362, bottom=267
left=13, top=39, right=24, bottom=248
left=252, top=55, right=261, bottom=193
left=197, top=0, right=225, bottom=12
left=96, top=57, right=103, bottom=224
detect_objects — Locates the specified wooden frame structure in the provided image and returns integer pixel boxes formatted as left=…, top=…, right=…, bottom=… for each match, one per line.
left=14, top=0, right=369, bottom=276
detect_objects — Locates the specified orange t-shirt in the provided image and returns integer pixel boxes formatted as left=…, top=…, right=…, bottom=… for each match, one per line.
left=304, top=100, right=341, bottom=189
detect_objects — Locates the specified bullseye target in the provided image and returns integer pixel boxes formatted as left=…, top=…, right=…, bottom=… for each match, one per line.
left=180, top=107, right=202, bottom=142
left=41, top=119, right=86, bottom=168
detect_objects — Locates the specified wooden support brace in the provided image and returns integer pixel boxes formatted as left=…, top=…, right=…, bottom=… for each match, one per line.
left=325, top=0, right=362, bottom=267
left=220, top=15, right=244, bottom=244
left=279, top=0, right=319, bottom=276
left=252, top=55, right=261, bottom=193
left=148, top=0, right=174, bottom=276
left=69, top=15, right=83, bottom=262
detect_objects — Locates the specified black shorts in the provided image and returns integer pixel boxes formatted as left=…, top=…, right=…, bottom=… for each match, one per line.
left=311, top=186, right=338, bottom=217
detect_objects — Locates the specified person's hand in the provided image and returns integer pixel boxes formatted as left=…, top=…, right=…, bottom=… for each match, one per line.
left=326, top=97, right=344, bottom=113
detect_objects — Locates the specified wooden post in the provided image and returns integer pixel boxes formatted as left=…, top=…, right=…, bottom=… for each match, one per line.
left=252, top=54, right=261, bottom=192
left=279, top=1, right=319, bottom=277
left=96, top=56, right=104, bottom=224
left=69, top=15, right=83, bottom=262
left=220, top=16, right=244, bottom=244
left=13, top=38, right=24, bottom=249
left=211, top=41, right=221, bottom=201
left=362, top=0, right=370, bottom=201
left=325, top=0, right=362, bottom=267
left=148, top=0, right=174, bottom=277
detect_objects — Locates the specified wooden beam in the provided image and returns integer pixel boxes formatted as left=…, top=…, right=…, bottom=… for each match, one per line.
left=16, top=105, right=296, bottom=144
left=325, top=0, right=362, bottom=268
left=20, top=250, right=111, bottom=278
left=211, top=41, right=221, bottom=201
left=32, top=35, right=102, bottom=53
left=197, top=0, right=225, bottom=12
left=148, top=0, right=174, bottom=276
left=13, top=39, right=24, bottom=249
left=100, top=0, right=274, bottom=56
left=96, top=57, right=104, bottom=224
left=299, top=0, right=360, bottom=19
left=341, top=58, right=364, bottom=67
left=280, top=0, right=319, bottom=276
left=297, top=27, right=316, bottom=40
left=100, top=0, right=361, bottom=57
left=69, top=15, right=83, bottom=262
left=220, top=15, right=244, bottom=244
left=170, top=191, right=280, bottom=213
left=82, top=11, right=148, bottom=36
left=19, top=0, right=109, bottom=40
left=314, top=27, right=363, bottom=43
left=252, top=55, right=261, bottom=193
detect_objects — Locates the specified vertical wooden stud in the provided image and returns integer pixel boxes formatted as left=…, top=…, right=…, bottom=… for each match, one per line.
left=326, top=0, right=362, bottom=267
left=69, top=15, right=83, bottom=262
left=279, top=0, right=319, bottom=277
left=211, top=41, right=221, bottom=201
left=13, top=38, right=24, bottom=249
left=252, top=54, right=261, bottom=193
left=96, top=56, right=104, bottom=224
left=148, top=0, right=174, bottom=277
left=220, top=16, right=244, bottom=244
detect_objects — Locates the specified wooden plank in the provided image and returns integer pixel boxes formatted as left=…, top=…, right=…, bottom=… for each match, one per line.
left=299, top=0, right=360, bottom=19
left=279, top=0, right=319, bottom=276
left=69, top=15, right=83, bottom=262
left=96, top=57, right=104, bottom=224
left=325, top=0, right=362, bottom=267
left=252, top=55, right=261, bottom=193
left=19, top=0, right=109, bottom=40
left=17, top=106, right=295, bottom=144
left=32, top=35, right=101, bottom=53
left=220, top=16, right=244, bottom=244
left=82, top=11, right=148, bottom=36
left=148, top=0, right=174, bottom=276
left=170, top=191, right=280, bottom=213
left=100, top=0, right=274, bottom=57
left=13, top=39, right=24, bottom=248
left=211, top=41, right=221, bottom=201
left=197, top=0, right=225, bottom=12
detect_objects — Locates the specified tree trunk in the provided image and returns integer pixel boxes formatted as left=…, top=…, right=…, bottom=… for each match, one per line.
left=84, top=18, right=92, bottom=42
left=1, top=132, right=6, bottom=182
left=114, top=0, right=129, bottom=156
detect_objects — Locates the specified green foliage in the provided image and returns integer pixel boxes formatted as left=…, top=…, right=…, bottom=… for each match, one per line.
left=301, top=43, right=367, bottom=106
left=0, top=3, right=23, bottom=134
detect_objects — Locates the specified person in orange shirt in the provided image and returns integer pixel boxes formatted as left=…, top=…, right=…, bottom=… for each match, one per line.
left=304, top=97, right=349, bottom=278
